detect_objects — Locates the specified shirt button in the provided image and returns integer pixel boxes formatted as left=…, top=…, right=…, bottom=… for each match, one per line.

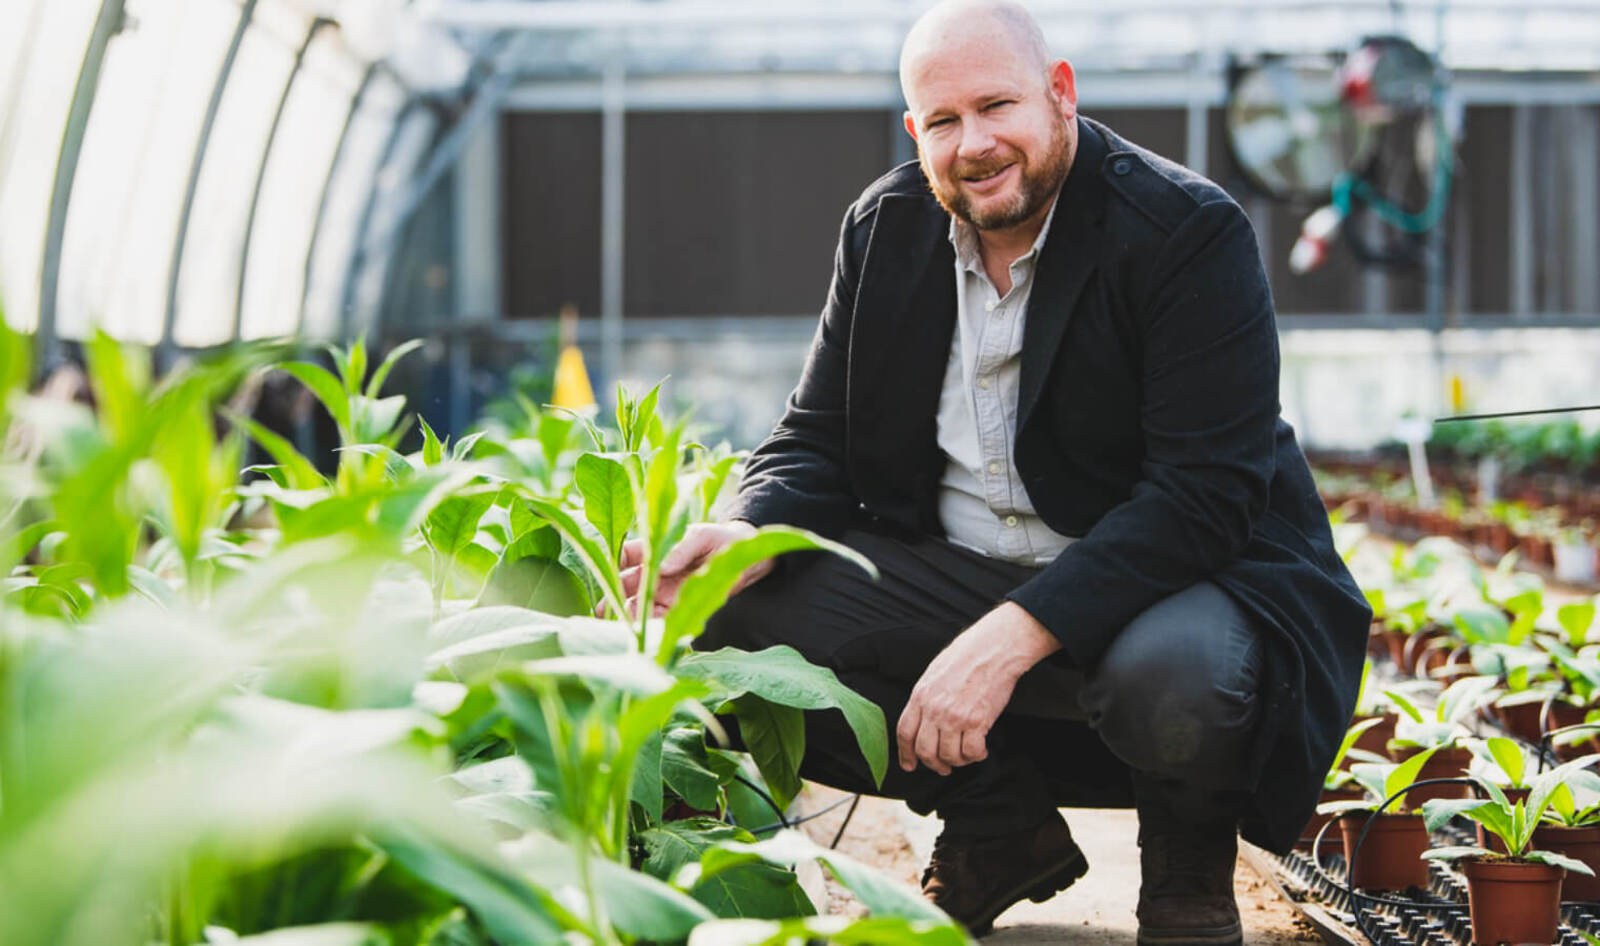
left=987, top=461, right=1001, bottom=475
left=984, top=300, right=996, bottom=312
left=1005, top=515, right=1019, bottom=527
left=978, top=376, right=992, bottom=389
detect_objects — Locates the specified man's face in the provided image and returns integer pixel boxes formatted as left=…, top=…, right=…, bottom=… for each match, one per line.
left=903, top=42, right=1077, bottom=232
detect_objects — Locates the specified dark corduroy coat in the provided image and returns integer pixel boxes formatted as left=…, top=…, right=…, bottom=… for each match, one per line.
left=728, top=116, right=1372, bottom=853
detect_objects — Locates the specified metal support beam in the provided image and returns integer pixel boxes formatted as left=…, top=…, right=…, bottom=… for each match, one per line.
left=1510, top=104, right=1534, bottom=318
left=232, top=18, right=330, bottom=342
left=161, top=0, right=258, bottom=362
left=337, top=101, right=418, bottom=341
left=599, top=53, right=626, bottom=397
left=37, top=0, right=126, bottom=364
left=298, top=64, right=379, bottom=336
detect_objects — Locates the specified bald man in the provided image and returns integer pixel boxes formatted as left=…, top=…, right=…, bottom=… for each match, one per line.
left=660, top=1, right=1368, bottom=940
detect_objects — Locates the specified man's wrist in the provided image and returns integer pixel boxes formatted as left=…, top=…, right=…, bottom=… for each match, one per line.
left=976, top=601, right=1061, bottom=679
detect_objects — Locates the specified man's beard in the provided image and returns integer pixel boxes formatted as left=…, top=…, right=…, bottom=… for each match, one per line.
left=921, top=113, right=1072, bottom=231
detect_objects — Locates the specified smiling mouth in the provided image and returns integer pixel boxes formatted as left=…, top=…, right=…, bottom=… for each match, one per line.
left=962, top=164, right=1013, bottom=184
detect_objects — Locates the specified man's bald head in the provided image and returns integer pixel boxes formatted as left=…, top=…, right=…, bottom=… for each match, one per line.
left=899, top=0, right=1053, bottom=111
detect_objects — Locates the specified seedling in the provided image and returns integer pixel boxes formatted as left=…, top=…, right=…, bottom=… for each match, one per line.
left=1419, top=754, right=1600, bottom=871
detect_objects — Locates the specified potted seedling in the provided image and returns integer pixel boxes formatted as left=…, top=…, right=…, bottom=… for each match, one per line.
left=1300, top=716, right=1387, bottom=853
left=1387, top=675, right=1498, bottom=806
left=1535, top=765, right=1600, bottom=901
left=1318, top=747, right=1440, bottom=891
left=1478, top=644, right=1560, bottom=743
left=1466, top=737, right=1536, bottom=851
left=1420, top=755, right=1600, bottom=946
left=1349, top=658, right=1405, bottom=758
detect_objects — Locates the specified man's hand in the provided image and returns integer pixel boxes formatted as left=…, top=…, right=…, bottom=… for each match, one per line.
left=896, top=602, right=1061, bottom=775
left=607, top=521, right=771, bottom=618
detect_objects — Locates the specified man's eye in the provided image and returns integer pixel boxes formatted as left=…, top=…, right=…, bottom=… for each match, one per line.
left=927, top=118, right=953, bottom=128
left=984, top=100, right=1014, bottom=111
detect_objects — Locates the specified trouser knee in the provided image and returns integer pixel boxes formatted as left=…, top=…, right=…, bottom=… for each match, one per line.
left=1080, top=583, right=1263, bottom=790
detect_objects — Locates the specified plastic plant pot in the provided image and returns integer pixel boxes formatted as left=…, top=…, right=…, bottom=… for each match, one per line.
left=1532, top=824, right=1600, bottom=902
left=1460, top=858, right=1563, bottom=946
left=1494, top=701, right=1545, bottom=744
left=1408, top=746, right=1474, bottom=807
left=1298, top=785, right=1365, bottom=854
left=1352, top=713, right=1397, bottom=760
left=1338, top=812, right=1431, bottom=891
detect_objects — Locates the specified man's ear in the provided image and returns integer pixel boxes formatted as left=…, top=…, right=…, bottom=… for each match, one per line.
left=1049, top=60, right=1078, bottom=120
left=902, top=110, right=919, bottom=142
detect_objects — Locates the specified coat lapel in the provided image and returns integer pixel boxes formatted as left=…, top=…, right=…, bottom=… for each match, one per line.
left=1017, top=118, right=1110, bottom=433
left=847, top=192, right=956, bottom=521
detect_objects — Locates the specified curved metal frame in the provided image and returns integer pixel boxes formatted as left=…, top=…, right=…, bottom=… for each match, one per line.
left=230, top=16, right=333, bottom=342
left=37, top=0, right=126, bottom=364
left=160, top=0, right=258, bottom=362
left=336, top=98, right=425, bottom=340
left=296, top=62, right=379, bottom=336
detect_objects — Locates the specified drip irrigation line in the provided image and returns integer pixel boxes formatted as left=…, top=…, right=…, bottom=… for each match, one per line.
left=746, top=790, right=861, bottom=837
left=1435, top=404, right=1600, bottom=424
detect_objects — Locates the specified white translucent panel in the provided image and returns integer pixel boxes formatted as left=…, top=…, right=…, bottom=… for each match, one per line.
left=301, top=74, right=406, bottom=338
left=237, top=30, right=361, bottom=340
left=57, top=0, right=239, bottom=345
left=0, top=0, right=100, bottom=331
left=171, top=23, right=298, bottom=348
left=346, top=107, right=437, bottom=338
left=0, top=1, right=46, bottom=120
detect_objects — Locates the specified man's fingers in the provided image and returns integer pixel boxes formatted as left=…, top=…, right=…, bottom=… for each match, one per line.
left=960, top=729, right=988, bottom=765
left=660, top=529, right=711, bottom=576
left=937, top=726, right=964, bottom=769
left=619, top=539, right=646, bottom=571
left=914, top=718, right=948, bottom=776
left=896, top=703, right=922, bottom=772
left=620, top=566, right=641, bottom=597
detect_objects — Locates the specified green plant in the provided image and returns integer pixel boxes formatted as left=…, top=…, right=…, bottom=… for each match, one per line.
left=1387, top=675, right=1497, bottom=753
left=1419, top=754, right=1600, bottom=870
left=1317, top=746, right=1441, bottom=816
left=1326, top=717, right=1386, bottom=791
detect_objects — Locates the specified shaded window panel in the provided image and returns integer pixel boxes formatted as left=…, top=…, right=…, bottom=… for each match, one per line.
left=57, top=0, right=237, bottom=345
left=1530, top=105, right=1600, bottom=315
left=500, top=111, right=602, bottom=319
left=622, top=110, right=891, bottom=316
left=302, top=73, right=406, bottom=339
left=0, top=0, right=101, bottom=332
left=1088, top=108, right=1186, bottom=167
left=238, top=30, right=361, bottom=340
left=172, top=23, right=299, bottom=348
left=1461, top=105, right=1512, bottom=315
left=347, top=107, right=437, bottom=336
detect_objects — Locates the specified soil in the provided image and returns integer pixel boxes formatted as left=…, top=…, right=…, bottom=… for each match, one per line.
left=794, top=784, right=1327, bottom=943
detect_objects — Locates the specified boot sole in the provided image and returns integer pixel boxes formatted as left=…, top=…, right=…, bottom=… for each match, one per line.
left=966, top=847, right=1089, bottom=937
left=1135, top=922, right=1243, bottom=946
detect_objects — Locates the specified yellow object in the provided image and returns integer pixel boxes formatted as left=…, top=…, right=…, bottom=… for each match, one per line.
left=1449, top=373, right=1465, bottom=413
left=552, top=344, right=596, bottom=410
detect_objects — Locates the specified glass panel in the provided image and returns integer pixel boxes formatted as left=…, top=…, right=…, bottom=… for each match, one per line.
left=57, top=0, right=239, bottom=344
left=0, top=0, right=101, bottom=331
left=171, top=20, right=299, bottom=348
left=346, top=106, right=436, bottom=337
left=301, top=72, right=405, bottom=338
left=237, top=29, right=361, bottom=340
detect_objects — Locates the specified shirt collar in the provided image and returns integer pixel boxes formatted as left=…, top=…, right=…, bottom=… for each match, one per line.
left=947, top=187, right=1063, bottom=276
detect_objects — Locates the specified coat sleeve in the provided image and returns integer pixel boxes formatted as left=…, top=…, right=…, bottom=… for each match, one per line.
left=724, top=208, right=864, bottom=538
left=1005, top=199, right=1280, bottom=668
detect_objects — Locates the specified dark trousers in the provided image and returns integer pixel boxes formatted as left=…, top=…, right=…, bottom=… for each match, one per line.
left=698, top=527, right=1266, bottom=836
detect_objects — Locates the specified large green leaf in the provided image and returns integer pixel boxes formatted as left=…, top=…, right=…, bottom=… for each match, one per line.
left=481, top=555, right=590, bottom=616
left=426, top=490, right=498, bottom=556
left=663, top=727, right=724, bottom=812
left=513, top=494, right=627, bottom=621
left=729, top=695, right=806, bottom=811
left=688, top=916, right=970, bottom=946
left=661, top=526, right=877, bottom=662
left=574, top=453, right=634, bottom=560
left=506, top=833, right=715, bottom=941
left=224, top=924, right=391, bottom=946
left=377, top=830, right=569, bottom=944
left=679, top=645, right=888, bottom=790
left=697, top=831, right=951, bottom=924
left=281, top=362, right=352, bottom=433
left=640, top=819, right=814, bottom=920
left=633, top=727, right=666, bottom=825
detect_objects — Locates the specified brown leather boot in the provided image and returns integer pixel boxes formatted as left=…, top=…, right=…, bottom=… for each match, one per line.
left=1135, top=817, right=1243, bottom=946
left=921, top=813, right=1089, bottom=936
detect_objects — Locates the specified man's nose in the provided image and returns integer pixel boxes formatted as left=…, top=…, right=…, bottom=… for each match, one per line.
left=956, top=120, right=997, bottom=159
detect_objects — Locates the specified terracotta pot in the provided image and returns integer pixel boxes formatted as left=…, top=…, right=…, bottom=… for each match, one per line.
left=1409, top=746, right=1475, bottom=807
left=1461, top=857, right=1564, bottom=945
left=1548, top=703, right=1600, bottom=761
left=1495, top=701, right=1547, bottom=744
left=1400, top=628, right=1446, bottom=677
left=1338, top=811, right=1431, bottom=890
left=1353, top=713, right=1398, bottom=760
left=1366, top=625, right=1390, bottom=660
left=1522, top=534, right=1555, bottom=569
left=1298, top=785, right=1365, bottom=854
left=1477, top=788, right=1531, bottom=854
left=1533, top=824, right=1600, bottom=902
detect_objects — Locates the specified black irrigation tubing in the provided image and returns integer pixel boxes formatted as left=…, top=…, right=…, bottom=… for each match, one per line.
left=1434, top=404, right=1600, bottom=423
left=1312, top=776, right=1484, bottom=945
left=746, top=790, right=862, bottom=837
left=830, top=793, right=864, bottom=850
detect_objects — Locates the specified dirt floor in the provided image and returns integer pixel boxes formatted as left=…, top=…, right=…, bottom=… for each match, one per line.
left=794, top=784, right=1326, bottom=944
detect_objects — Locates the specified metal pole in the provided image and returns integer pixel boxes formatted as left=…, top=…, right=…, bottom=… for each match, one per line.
left=599, top=51, right=626, bottom=400
left=37, top=0, right=126, bottom=367
left=160, top=0, right=258, bottom=362
left=297, top=63, right=378, bottom=337
left=231, top=18, right=331, bottom=343
left=338, top=100, right=418, bottom=340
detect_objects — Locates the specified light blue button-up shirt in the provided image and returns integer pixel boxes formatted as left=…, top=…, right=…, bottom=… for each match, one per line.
left=934, top=197, right=1075, bottom=566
